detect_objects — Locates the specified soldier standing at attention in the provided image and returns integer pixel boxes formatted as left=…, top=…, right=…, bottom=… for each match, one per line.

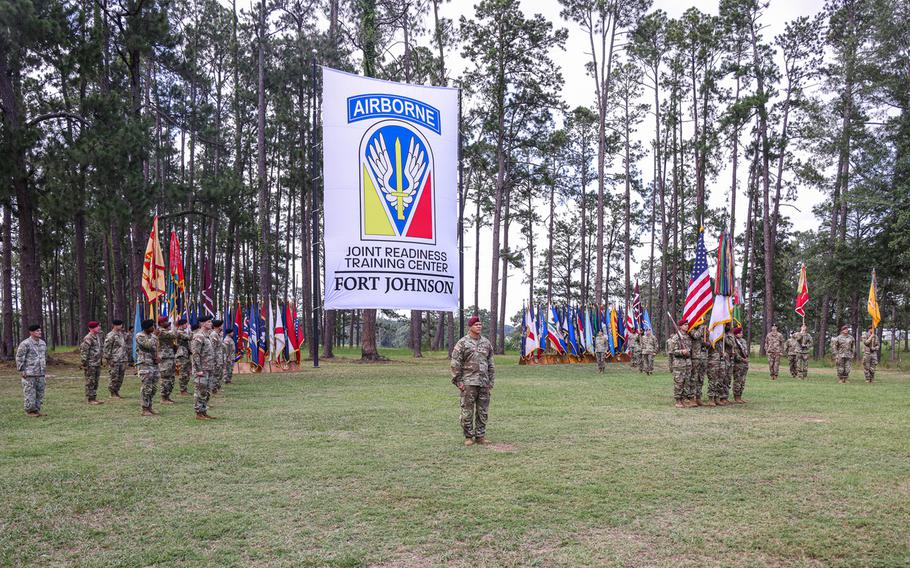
left=785, top=333, right=799, bottom=378
left=451, top=315, right=495, bottom=446
left=862, top=326, right=879, bottom=383
left=209, top=319, right=225, bottom=395
left=719, top=325, right=736, bottom=405
left=104, top=319, right=128, bottom=398
left=706, top=331, right=726, bottom=406
left=688, top=323, right=709, bottom=405
left=764, top=324, right=785, bottom=381
left=157, top=317, right=178, bottom=404
left=667, top=320, right=692, bottom=408
left=136, top=319, right=160, bottom=416
left=627, top=330, right=640, bottom=369
left=17, top=324, right=47, bottom=417
left=831, top=325, right=855, bottom=383
left=191, top=315, right=216, bottom=420
left=731, top=326, right=749, bottom=404
left=794, top=324, right=813, bottom=379
left=639, top=329, right=657, bottom=375
left=594, top=330, right=608, bottom=373
left=223, top=328, right=236, bottom=385
left=175, top=318, right=192, bottom=395
left=79, top=321, right=104, bottom=405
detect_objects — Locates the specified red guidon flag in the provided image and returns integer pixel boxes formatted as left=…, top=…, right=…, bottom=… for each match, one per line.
left=795, top=263, right=809, bottom=317
left=141, top=216, right=166, bottom=303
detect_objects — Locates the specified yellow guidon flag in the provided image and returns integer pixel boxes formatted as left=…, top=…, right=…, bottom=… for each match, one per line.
left=141, top=215, right=167, bottom=304
left=867, top=269, right=881, bottom=329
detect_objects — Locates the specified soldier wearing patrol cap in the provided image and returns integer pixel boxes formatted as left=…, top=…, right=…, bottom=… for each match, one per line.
left=104, top=319, right=128, bottom=398
left=136, top=318, right=160, bottom=416
left=191, top=315, right=216, bottom=420
left=80, top=321, right=104, bottom=405
left=157, top=316, right=178, bottom=404
left=831, top=324, right=855, bottom=383
left=450, top=315, right=495, bottom=446
left=175, top=318, right=193, bottom=395
left=17, top=324, right=47, bottom=417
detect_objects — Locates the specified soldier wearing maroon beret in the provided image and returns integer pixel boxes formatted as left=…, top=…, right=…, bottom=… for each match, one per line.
left=450, top=315, right=495, bottom=446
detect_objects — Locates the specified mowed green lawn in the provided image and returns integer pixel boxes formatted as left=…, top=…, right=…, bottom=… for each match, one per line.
left=1, top=349, right=908, bottom=567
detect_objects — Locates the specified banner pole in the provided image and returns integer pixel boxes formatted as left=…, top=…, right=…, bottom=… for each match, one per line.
left=458, top=85, right=465, bottom=338
left=310, top=51, right=320, bottom=368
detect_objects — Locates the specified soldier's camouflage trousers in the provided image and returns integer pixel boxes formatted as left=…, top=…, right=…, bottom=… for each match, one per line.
left=22, top=375, right=45, bottom=413
left=108, top=362, right=126, bottom=395
left=159, top=358, right=176, bottom=398
left=722, top=364, right=734, bottom=399
left=225, top=360, right=234, bottom=384
left=690, top=359, right=707, bottom=399
left=630, top=350, right=639, bottom=368
left=707, top=359, right=726, bottom=398
left=797, top=354, right=809, bottom=379
left=138, top=369, right=159, bottom=409
left=84, top=366, right=100, bottom=400
left=836, top=357, right=851, bottom=381
left=176, top=357, right=191, bottom=392
left=596, top=352, right=606, bottom=372
left=767, top=354, right=780, bottom=378
left=641, top=354, right=654, bottom=374
left=672, top=367, right=690, bottom=400
left=194, top=372, right=211, bottom=414
left=788, top=356, right=798, bottom=378
left=460, top=385, right=491, bottom=438
left=211, top=365, right=224, bottom=394
left=732, top=362, right=749, bottom=397
left=863, top=353, right=877, bottom=382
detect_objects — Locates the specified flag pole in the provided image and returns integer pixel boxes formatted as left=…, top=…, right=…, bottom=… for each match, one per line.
left=310, top=50, right=320, bottom=369
left=457, top=84, right=465, bottom=338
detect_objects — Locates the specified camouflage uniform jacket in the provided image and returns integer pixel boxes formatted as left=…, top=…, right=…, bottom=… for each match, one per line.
left=175, top=327, right=192, bottom=359
left=831, top=334, right=854, bottom=360
left=863, top=332, right=879, bottom=356
left=450, top=334, right=495, bottom=388
left=639, top=334, right=658, bottom=354
left=794, top=332, right=813, bottom=354
left=627, top=334, right=640, bottom=351
left=16, top=337, right=47, bottom=376
left=191, top=330, right=215, bottom=372
left=688, top=328, right=709, bottom=360
left=80, top=332, right=103, bottom=367
left=764, top=331, right=785, bottom=355
left=222, top=336, right=235, bottom=362
left=209, top=330, right=225, bottom=367
left=158, top=328, right=177, bottom=360
left=594, top=335, right=609, bottom=353
left=135, top=332, right=159, bottom=369
left=667, top=333, right=691, bottom=369
left=103, top=330, right=128, bottom=364
left=785, top=337, right=798, bottom=356
left=733, top=337, right=750, bottom=363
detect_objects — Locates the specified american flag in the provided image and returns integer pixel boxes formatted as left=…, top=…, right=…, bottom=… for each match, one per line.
left=683, top=229, right=713, bottom=326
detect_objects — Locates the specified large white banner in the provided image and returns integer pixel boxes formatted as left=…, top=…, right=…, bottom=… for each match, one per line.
left=322, top=67, right=459, bottom=310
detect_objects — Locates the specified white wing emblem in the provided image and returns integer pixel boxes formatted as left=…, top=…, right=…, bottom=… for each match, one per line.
left=367, top=134, right=426, bottom=221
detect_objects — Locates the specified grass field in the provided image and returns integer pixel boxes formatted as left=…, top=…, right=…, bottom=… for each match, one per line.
left=1, top=348, right=908, bottom=567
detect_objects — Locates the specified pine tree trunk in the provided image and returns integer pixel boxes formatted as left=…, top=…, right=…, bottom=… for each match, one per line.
left=1, top=204, right=13, bottom=358
left=411, top=310, right=423, bottom=357
left=322, top=309, right=336, bottom=358
left=256, top=0, right=271, bottom=307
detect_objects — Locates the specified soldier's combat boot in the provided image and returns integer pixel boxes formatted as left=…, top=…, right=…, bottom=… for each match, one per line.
left=180, top=389, right=189, bottom=396
left=25, top=411, right=40, bottom=417
left=196, top=412, right=207, bottom=420
left=204, top=413, right=216, bottom=420
left=475, top=437, right=489, bottom=445
left=88, top=398, right=104, bottom=405
left=161, top=397, right=175, bottom=405
left=683, top=398, right=697, bottom=408
left=464, top=438, right=474, bottom=446
left=734, top=396, right=746, bottom=404
left=695, top=397, right=703, bottom=406
left=109, top=391, right=122, bottom=399
left=141, top=407, right=154, bottom=416
left=717, top=398, right=730, bottom=406
left=705, top=397, right=717, bottom=407
left=674, top=400, right=685, bottom=408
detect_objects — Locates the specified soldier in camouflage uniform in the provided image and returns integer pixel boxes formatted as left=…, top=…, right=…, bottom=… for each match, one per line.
left=103, top=319, right=128, bottom=398
left=209, top=319, right=225, bottom=395
left=223, top=328, right=235, bottom=385
left=862, top=326, right=879, bottom=383
left=785, top=334, right=799, bottom=378
left=667, top=320, right=692, bottom=408
left=719, top=327, right=736, bottom=404
left=17, top=324, right=47, bottom=417
left=157, top=317, right=178, bottom=404
left=688, top=324, right=709, bottom=405
left=706, top=327, right=731, bottom=406
left=764, top=324, right=784, bottom=381
left=594, top=330, right=608, bottom=373
left=830, top=325, right=854, bottom=383
left=191, top=315, right=216, bottom=419
left=451, top=315, right=495, bottom=445
left=794, top=325, right=813, bottom=380
left=731, top=326, right=749, bottom=404
left=135, top=319, right=160, bottom=416
left=627, top=330, right=640, bottom=369
left=79, top=321, right=104, bottom=405
left=174, top=318, right=192, bottom=395
left=639, top=329, right=657, bottom=375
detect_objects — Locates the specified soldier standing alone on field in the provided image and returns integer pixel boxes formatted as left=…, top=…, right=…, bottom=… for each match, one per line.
left=667, top=320, right=692, bottom=408
left=688, top=323, right=709, bottom=405
left=80, top=321, right=104, bottom=405
left=594, top=330, right=608, bottom=373
left=104, top=319, right=128, bottom=398
left=862, top=326, right=879, bottom=383
left=830, top=325, right=854, bottom=383
left=731, top=326, right=749, bottom=404
left=785, top=333, right=799, bottom=379
left=639, top=329, right=657, bottom=375
left=16, top=324, right=47, bottom=417
left=794, top=325, right=813, bottom=379
left=191, top=315, right=216, bottom=420
left=157, top=317, right=178, bottom=404
left=451, top=315, right=495, bottom=446
left=764, top=324, right=784, bottom=381
left=136, top=319, right=160, bottom=416
left=175, top=318, right=192, bottom=395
